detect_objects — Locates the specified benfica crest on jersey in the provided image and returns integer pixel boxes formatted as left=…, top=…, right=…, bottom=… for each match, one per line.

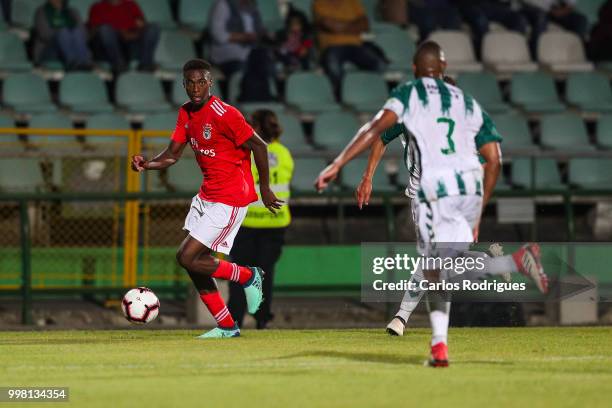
left=203, top=123, right=212, bottom=140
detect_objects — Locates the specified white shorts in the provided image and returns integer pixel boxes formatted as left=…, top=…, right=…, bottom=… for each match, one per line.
left=415, top=195, right=482, bottom=257
left=183, top=195, right=248, bottom=255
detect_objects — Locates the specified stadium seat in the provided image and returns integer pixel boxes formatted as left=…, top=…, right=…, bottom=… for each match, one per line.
left=276, top=112, right=308, bottom=151
left=179, top=0, right=215, bottom=31
left=228, top=73, right=284, bottom=114
left=155, top=30, right=196, bottom=72
left=0, top=32, right=33, bottom=72
left=313, top=111, right=360, bottom=150
left=540, top=114, right=595, bottom=151
left=59, top=72, right=113, bottom=114
left=566, top=72, right=612, bottom=113
left=428, top=31, right=483, bottom=73
left=285, top=72, right=341, bottom=114
left=373, top=31, right=415, bottom=73
left=510, top=72, right=565, bottom=114
left=116, top=72, right=171, bottom=113
left=511, top=158, right=565, bottom=190
left=11, top=0, right=42, bottom=29
left=537, top=31, right=594, bottom=73
left=481, top=32, right=538, bottom=74
left=342, top=71, right=388, bottom=113
left=0, top=158, right=44, bottom=192
left=138, top=0, right=177, bottom=29
left=289, top=0, right=313, bottom=19
left=142, top=111, right=175, bottom=147
left=569, top=158, right=612, bottom=189
left=491, top=114, right=538, bottom=150
left=71, top=0, right=97, bottom=20
left=257, top=0, right=283, bottom=31
left=292, top=158, right=328, bottom=191
left=2, top=73, right=57, bottom=114
left=575, top=0, right=607, bottom=27
left=457, top=72, right=512, bottom=114
left=166, top=156, right=205, bottom=192
left=27, top=112, right=75, bottom=144
left=0, top=115, right=19, bottom=147
left=596, top=114, right=612, bottom=149
left=86, top=112, right=132, bottom=145
left=342, top=159, right=395, bottom=191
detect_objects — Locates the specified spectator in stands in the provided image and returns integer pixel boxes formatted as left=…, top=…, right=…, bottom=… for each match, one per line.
left=521, top=0, right=588, bottom=54
left=275, top=8, right=314, bottom=71
left=408, top=0, right=462, bottom=41
left=33, top=0, right=93, bottom=70
left=458, top=0, right=528, bottom=58
left=588, top=0, right=612, bottom=62
left=238, top=47, right=277, bottom=102
left=380, top=0, right=409, bottom=27
left=208, top=0, right=268, bottom=80
left=88, top=0, right=160, bottom=73
left=313, top=0, right=385, bottom=99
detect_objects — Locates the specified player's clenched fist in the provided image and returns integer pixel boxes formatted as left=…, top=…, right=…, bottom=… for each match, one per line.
left=131, top=155, right=147, bottom=172
left=356, top=177, right=372, bottom=210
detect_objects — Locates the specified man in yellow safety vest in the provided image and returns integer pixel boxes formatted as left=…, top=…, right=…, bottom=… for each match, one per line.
left=228, top=109, right=294, bottom=329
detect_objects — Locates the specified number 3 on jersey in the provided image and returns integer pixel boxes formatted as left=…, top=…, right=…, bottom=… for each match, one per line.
left=437, top=117, right=456, bottom=155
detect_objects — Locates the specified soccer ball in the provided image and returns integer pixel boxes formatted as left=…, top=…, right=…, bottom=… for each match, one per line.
left=121, top=287, right=160, bottom=324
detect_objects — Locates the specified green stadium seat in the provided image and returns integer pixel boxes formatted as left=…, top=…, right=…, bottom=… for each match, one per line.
left=371, top=22, right=405, bottom=34
left=228, top=73, right=285, bottom=114
left=540, top=114, right=594, bottom=151
left=576, top=0, right=607, bottom=27
left=2, top=73, right=57, bottom=114
left=566, top=72, right=612, bottom=113
left=342, top=71, right=388, bottom=113
left=0, top=115, right=19, bottom=147
left=276, top=112, right=308, bottom=151
left=313, top=111, right=360, bottom=150
left=286, top=72, right=341, bottom=114
left=596, top=114, right=612, bottom=148
left=71, top=0, right=97, bottom=20
left=0, top=158, right=44, bottom=192
left=155, top=30, right=196, bottom=71
left=457, top=72, right=512, bottom=114
left=138, top=0, right=177, bottom=29
left=510, top=72, right=565, bottom=114
left=0, top=32, right=33, bottom=72
left=179, top=0, right=215, bottom=31
left=257, top=0, right=283, bottom=31
left=569, top=158, right=612, bottom=189
left=361, top=0, right=379, bottom=22
left=11, top=0, right=43, bottom=29
left=374, top=31, right=415, bottom=72
left=511, top=158, right=565, bottom=190
left=292, top=158, right=328, bottom=191
left=142, top=112, right=175, bottom=147
left=27, top=113, right=75, bottom=144
left=491, top=114, right=538, bottom=150
left=166, top=155, right=203, bottom=192
left=86, top=112, right=132, bottom=145
left=289, top=0, right=313, bottom=19
left=59, top=72, right=113, bottom=114
left=116, top=72, right=171, bottom=113
left=494, top=174, right=512, bottom=191
left=342, top=158, right=395, bottom=191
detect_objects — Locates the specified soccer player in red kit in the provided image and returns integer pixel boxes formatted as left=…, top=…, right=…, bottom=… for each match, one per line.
left=131, top=59, right=282, bottom=338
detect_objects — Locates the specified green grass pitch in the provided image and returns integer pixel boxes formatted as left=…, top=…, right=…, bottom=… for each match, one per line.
left=1, top=327, right=610, bottom=407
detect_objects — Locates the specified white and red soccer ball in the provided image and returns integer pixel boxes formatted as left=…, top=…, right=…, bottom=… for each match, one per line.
left=121, top=287, right=160, bottom=324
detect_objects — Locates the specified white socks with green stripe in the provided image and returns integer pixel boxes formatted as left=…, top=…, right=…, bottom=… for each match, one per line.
left=396, top=267, right=425, bottom=322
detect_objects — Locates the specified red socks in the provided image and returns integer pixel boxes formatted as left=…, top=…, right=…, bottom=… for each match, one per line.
left=199, top=291, right=235, bottom=328
left=212, top=260, right=253, bottom=285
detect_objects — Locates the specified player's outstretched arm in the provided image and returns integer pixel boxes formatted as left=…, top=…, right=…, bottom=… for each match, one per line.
left=243, top=133, right=284, bottom=214
left=130, top=140, right=186, bottom=172
left=356, top=138, right=387, bottom=209
left=315, top=109, right=397, bottom=192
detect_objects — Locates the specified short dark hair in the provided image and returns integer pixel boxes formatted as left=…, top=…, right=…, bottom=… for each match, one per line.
left=183, top=59, right=211, bottom=74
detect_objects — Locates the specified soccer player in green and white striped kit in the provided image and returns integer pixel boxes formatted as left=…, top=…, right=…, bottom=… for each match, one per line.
left=315, top=41, right=548, bottom=366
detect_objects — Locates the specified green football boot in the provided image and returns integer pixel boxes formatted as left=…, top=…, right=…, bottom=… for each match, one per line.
left=196, top=324, right=240, bottom=339
left=243, top=267, right=264, bottom=314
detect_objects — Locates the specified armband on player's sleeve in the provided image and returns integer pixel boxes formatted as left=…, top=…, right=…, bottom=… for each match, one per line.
left=381, top=123, right=406, bottom=146
left=475, top=111, right=503, bottom=149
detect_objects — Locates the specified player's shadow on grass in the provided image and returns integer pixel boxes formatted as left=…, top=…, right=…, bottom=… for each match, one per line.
left=275, top=350, right=425, bottom=365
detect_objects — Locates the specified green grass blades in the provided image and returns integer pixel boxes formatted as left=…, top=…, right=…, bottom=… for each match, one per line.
left=0, top=328, right=611, bottom=408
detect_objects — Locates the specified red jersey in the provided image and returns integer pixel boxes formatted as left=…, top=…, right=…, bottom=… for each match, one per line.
left=171, top=96, right=258, bottom=207
left=88, top=0, right=144, bottom=31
